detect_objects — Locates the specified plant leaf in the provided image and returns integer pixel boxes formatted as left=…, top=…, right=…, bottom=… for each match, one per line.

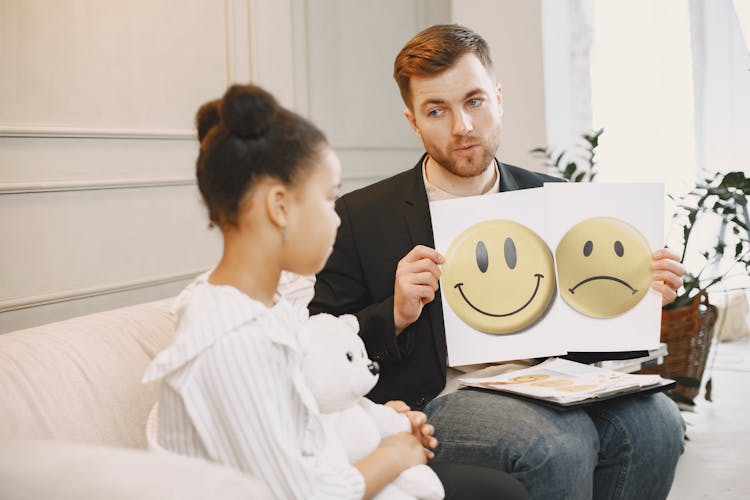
left=554, top=152, right=565, bottom=167
left=564, top=162, right=577, bottom=179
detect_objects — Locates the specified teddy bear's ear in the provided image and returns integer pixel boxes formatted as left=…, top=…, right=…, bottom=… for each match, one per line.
left=339, top=314, right=360, bottom=332
left=298, top=313, right=328, bottom=350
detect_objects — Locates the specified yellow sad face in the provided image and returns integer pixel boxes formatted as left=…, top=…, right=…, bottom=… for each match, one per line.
left=556, top=217, right=652, bottom=318
left=442, top=220, right=556, bottom=334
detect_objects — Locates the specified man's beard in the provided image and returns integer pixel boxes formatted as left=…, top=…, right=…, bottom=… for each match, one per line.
left=429, top=133, right=500, bottom=178
left=440, top=147, right=495, bottom=178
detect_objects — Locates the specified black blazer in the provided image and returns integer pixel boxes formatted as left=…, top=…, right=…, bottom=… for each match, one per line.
left=310, top=155, right=562, bottom=409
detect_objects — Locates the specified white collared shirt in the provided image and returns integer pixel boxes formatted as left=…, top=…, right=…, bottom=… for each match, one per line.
left=143, top=273, right=364, bottom=500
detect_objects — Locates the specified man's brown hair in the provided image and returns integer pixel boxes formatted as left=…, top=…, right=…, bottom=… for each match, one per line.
left=393, top=24, right=493, bottom=110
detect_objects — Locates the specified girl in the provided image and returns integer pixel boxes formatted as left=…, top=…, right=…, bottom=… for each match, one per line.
left=144, top=84, right=527, bottom=500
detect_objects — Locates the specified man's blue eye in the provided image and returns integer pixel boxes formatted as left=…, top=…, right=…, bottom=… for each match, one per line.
left=428, top=109, right=442, bottom=117
left=468, top=98, right=481, bottom=106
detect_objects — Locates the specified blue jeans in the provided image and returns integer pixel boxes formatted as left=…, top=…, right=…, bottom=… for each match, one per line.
left=424, top=388, right=684, bottom=500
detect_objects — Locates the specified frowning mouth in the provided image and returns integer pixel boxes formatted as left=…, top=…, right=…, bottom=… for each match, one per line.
left=568, top=276, right=637, bottom=295
left=454, top=274, right=544, bottom=317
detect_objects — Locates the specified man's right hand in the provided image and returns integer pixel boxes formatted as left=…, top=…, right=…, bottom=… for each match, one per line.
left=393, top=245, right=444, bottom=334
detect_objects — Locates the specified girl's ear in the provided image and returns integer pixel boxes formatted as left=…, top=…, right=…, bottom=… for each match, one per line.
left=265, top=182, right=289, bottom=229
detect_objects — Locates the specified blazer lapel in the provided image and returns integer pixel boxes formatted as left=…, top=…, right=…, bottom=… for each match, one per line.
left=399, top=156, right=447, bottom=377
left=497, top=160, right=520, bottom=191
left=401, top=156, right=435, bottom=248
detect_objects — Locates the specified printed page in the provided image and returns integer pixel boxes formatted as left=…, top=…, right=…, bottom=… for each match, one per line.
left=459, top=358, right=665, bottom=405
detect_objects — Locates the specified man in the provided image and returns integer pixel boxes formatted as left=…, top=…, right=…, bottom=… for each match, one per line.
left=310, top=24, right=685, bottom=499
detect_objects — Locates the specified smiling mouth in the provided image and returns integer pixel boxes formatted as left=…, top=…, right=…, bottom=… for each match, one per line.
left=454, top=274, right=544, bottom=317
left=568, top=276, right=637, bottom=295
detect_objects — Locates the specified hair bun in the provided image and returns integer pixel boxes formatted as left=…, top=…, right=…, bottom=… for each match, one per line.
left=221, top=84, right=279, bottom=139
left=196, top=99, right=221, bottom=142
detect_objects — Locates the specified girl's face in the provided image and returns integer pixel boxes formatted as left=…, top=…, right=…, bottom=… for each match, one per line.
left=285, top=146, right=342, bottom=275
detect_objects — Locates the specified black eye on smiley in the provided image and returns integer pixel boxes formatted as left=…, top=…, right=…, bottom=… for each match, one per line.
left=476, top=241, right=489, bottom=272
left=475, top=238, right=516, bottom=273
left=456, top=237, right=544, bottom=318
left=569, top=239, right=637, bottom=295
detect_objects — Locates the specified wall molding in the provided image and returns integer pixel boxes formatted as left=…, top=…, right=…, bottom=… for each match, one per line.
left=0, top=177, right=195, bottom=195
left=343, top=172, right=396, bottom=181
left=0, top=268, right=208, bottom=313
left=0, top=126, right=194, bottom=140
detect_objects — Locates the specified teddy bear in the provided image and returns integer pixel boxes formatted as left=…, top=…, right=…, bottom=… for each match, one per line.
left=299, top=313, right=445, bottom=500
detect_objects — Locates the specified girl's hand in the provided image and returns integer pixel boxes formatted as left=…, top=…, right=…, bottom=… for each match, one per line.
left=384, top=400, right=437, bottom=458
left=384, top=400, right=410, bottom=414
left=404, top=411, right=438, bottom=457
left=379, top=432, right=428, bottom=469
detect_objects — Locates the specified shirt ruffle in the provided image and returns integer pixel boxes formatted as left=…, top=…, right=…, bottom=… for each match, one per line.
left=143, top=274, right=309, bottom=384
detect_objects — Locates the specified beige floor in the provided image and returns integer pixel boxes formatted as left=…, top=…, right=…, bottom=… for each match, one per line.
left=667, top=338, right=750, bottom=499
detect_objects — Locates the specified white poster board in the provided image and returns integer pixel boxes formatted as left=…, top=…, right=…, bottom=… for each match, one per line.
left=430, top=183, right=664, bottom=367
left=544, top=182, right=664, bottom=352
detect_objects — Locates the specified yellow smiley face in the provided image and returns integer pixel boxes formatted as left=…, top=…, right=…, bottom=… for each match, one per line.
left=442, top=220, right=556, bottom=334
left=555, top=217, right=652, bottom=318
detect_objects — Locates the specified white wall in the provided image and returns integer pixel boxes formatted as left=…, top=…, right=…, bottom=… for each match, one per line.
left=0, top=0, right=238, bottom=332
left=289, top=0, right=450, bottom=192
left=1, top=0, right=555, bottom=332
left=452, top=0, right=549, bottom=171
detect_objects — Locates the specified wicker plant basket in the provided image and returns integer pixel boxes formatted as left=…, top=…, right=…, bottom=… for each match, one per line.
left=644, top=291, right=718, bottom=401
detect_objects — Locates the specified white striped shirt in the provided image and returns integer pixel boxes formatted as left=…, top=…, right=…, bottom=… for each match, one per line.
left=143, top=273, right=365, bottom=499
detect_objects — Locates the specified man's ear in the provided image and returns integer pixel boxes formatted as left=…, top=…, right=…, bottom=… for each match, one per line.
left=495, top=83, right=504, bottom=117
left=404, top=108, right=421, bottom=138
left=265, top=182, right=289, bottom=228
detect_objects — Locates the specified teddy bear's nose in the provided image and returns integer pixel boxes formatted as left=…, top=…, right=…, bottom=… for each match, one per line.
left=368, top=361, right=380, bottom=375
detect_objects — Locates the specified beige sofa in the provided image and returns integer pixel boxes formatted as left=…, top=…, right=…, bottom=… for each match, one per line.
left=0, top=299, right=271, bottom=500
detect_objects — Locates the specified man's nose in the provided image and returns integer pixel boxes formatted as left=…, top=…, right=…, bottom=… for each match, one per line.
left=452, top=110, right=472, bottom=136
left=368, top=361, right=379, bottom=375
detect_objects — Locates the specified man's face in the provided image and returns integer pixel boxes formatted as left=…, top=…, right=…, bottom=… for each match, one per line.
left=405, top=53, right=503, bottom=178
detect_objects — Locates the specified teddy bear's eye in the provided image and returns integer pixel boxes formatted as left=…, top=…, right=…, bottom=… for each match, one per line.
left=361, top=350, right=365, bottom=358
left=346, top=352, right=353, bottom=362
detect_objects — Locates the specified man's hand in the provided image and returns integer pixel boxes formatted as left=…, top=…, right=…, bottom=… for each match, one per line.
left=652, top=248, right=686, bottom=306
left=394, top=245, right=444, bottom=334
left=385, top=400, right=437, bottom=459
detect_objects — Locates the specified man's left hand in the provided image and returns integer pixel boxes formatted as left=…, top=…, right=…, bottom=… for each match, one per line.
left=651, top=248, right=686, bottom=306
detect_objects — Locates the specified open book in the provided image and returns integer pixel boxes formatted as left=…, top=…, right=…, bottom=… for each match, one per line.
left=459, top=358, right=674, bottom=407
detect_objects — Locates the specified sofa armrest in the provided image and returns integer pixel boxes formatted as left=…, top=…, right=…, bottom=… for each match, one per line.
left=0, top=440, right=272, bottom=500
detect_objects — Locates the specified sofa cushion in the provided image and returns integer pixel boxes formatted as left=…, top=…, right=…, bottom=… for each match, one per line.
left=0, top=440, right=272, bottom=500
left=0, top=299, right=175, bottom=448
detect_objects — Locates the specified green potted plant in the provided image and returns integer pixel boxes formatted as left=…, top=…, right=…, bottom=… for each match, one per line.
left=531, top=128, right=604, bottom=182
left=670, top=171, right=750, bottom=307
left=660, top=171, right=750, bottom=405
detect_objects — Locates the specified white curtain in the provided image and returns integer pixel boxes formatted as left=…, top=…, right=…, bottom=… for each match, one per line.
left=691, top=0, right=750, bottom=177
left=589, top=0, right=697, bottom=196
